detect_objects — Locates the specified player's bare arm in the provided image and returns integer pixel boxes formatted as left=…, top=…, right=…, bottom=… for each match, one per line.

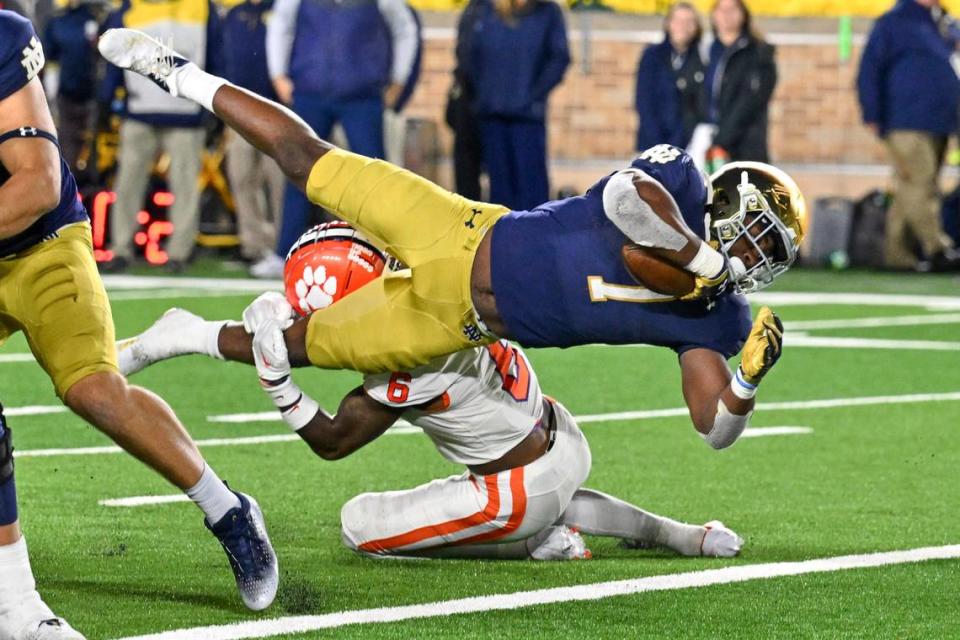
left=679, top=307, right=784, bottom=449
left=603, top=166, right=731, bottom=300
left=0, top=78, right=62, bottom=239
left=295, top=387, right=402, bottom=460
left=210, top=85, right=330, bottom=193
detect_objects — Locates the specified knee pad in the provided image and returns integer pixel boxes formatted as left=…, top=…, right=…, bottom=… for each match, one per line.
left=0, top=408, right=17, bottom=526
left=0, top=411, right=12, bottom=485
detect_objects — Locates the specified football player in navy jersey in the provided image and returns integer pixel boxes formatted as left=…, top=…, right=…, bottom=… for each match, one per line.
left=104, top=30, right=802, bottom=460
left=0, top=13, right=278, bottom=637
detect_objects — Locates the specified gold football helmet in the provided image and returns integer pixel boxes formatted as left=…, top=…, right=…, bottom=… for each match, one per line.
left=707, top=162, right=807, bottom=294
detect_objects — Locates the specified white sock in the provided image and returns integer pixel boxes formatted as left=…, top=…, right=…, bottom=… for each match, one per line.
left=562, top=488, right=706, bottom=556
left=204, top=320, right=236, bottom=361
left=185, top=465, right=241, bottom=524
left=171, top=62, right=229, bottom=113
left=0, top=536, right=54, bottom=632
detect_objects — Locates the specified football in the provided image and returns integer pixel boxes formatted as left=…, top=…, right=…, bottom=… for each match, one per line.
left=621, top=243, right=696, bottom=297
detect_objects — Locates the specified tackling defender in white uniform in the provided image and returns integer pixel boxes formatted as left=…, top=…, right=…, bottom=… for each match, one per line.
left=176, top=228, right=746, bottom=560
left=248, top=318, right=742, bottom=559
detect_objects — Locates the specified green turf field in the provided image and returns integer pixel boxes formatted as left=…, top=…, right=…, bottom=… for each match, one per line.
left=4, top=269, right=959, bottom=639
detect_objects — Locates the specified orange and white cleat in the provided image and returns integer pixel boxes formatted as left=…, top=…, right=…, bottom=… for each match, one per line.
left=699, top=520, right=744, bottom=558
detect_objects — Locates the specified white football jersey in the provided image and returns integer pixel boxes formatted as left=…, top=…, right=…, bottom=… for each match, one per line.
left=363, top=340, right=544, bottom=466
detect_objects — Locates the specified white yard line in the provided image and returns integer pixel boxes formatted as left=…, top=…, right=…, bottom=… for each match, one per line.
left=787, top=313, right=960, bottom=330
left=0, top=353, right=35, bottom=363
left=209, top=391, right=960, bottom=426
left=114, top=544, right=960, bottom=640
left=752, top=291, right=960, bottom=310
left=739, top=426, right=812, bottom=438
left=97, top=277, right=960, bottom=309
left=5, top=405, right=68, bottom=417
left=11, top=391, right=959, bottom=458
left=99, top=495, right=192, bottom=508
left=785, top=335, right=960, bottom=351
left=100, top=275, right=278, bottom=292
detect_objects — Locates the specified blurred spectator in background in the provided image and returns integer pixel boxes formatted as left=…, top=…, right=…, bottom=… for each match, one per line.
left=463, top=0, right=569, bottom=211
left=857, top=0, right=960, bottom=272
left=256, top=0, right=418, bottom=278
left=222, top=0, right=284, bottom=265
left=42, top=0, right=102, bottom=181
left=635, top=1, right=705, bottom=152
left=99, top=0, right=222, bottom=273
left=699, top=0, right=776, bottom=171
left=384, top=3, right=423, bottom=167
left=446, top=0, right=485, bottom=200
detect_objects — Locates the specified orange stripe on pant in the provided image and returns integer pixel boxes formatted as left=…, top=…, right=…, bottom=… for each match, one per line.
left=357, top=469, right=526, bottom=554
left=450, top=468, right=527, bottom=546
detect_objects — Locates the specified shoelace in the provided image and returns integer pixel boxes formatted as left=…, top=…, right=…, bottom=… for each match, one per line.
left=132, top=38, right=176, bottom=84
left=218, top=512, right=269, bottom=579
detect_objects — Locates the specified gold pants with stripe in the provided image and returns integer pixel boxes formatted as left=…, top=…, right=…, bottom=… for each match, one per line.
left=0, top=223, right=118, bottom=397
left=303, top=149, right=508, bottom=373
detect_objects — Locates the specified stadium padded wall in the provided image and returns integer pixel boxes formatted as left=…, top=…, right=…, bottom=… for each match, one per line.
left=407, top=0, right=960, bottom=18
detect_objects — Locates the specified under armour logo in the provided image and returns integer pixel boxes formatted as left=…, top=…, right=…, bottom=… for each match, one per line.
left=20, top=37, right=45, bottom=81
left=464, top=208, right=481, bottom=229
left=462, top=324, right=483, bottom=342
left=19, top=127, right=38, bottom=137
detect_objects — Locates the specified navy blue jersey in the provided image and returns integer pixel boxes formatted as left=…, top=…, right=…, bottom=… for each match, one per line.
left=489, top=145, right=752, bottom=358
left=0, top=11, right=88, bottom=258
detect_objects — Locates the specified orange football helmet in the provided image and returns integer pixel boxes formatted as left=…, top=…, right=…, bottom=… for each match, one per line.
left=283, top=222, right=389, bottom=317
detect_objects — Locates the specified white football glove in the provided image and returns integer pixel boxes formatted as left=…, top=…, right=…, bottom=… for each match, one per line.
left=243, top=291, right=294, bottom=334
left=252, top=318, right=291, bottom=385
left=252, top=318, right=319, bottom=431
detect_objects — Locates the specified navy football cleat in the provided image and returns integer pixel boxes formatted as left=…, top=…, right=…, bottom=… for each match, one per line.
left=206, top=492, right=278, bottom=611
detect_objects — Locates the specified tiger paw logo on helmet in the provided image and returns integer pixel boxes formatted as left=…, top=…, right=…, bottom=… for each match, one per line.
left=294, top=265, right=338, bottom=312
left=284, top=222, right=389, bottom=317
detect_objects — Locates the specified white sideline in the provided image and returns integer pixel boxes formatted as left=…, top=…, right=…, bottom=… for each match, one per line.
left=114, top=544, right=960, bottom=640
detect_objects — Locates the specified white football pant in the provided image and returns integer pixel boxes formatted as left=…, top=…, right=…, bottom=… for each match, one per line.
left=340, top=402, right=591, bottom=555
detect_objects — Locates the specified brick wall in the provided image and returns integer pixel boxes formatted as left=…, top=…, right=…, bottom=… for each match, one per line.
left=402, top=15, right=892, bottom=195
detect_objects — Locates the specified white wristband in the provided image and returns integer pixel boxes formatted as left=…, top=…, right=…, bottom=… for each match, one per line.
left=686, top=241, right=726, bottom=278
left=261, top=377, right=320, bottom=431
left=731, top=367, right=758, bottom=400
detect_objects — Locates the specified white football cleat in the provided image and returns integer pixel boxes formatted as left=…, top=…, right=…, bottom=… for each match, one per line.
left=98, top=29, right=190, bottom=97
left=14, top=617, right=85, bottom=640
left=530, top=526, right=591, bottom=561
left=699, top=520, right=744, bottom=558
left=117, top=308, right=209, bottom=376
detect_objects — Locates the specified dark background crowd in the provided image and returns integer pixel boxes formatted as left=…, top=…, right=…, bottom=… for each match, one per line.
left=12, top=0, right=960, bottom=275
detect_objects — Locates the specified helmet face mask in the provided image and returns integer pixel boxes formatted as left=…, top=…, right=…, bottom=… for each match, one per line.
left=708, top=162, right=806, bottom=294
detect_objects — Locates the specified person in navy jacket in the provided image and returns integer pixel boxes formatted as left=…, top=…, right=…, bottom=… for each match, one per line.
left=857, top=0, right=960, bottom=271
left=254, top=0, right=418, bottom=278
left=42, top=0, right=104, bottom=177
left=463, top=0, right=569, bottom=211
left=635, top=2, right=705, bottom=152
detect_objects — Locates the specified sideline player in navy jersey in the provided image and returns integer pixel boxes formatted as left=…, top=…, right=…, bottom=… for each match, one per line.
left=0, top=13, right=277, bottom=637
left=103, top=29, right=801, bottom=455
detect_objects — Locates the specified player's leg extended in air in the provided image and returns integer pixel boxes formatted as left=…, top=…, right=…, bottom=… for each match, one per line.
left=99, top=28, right=510, bottom=375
